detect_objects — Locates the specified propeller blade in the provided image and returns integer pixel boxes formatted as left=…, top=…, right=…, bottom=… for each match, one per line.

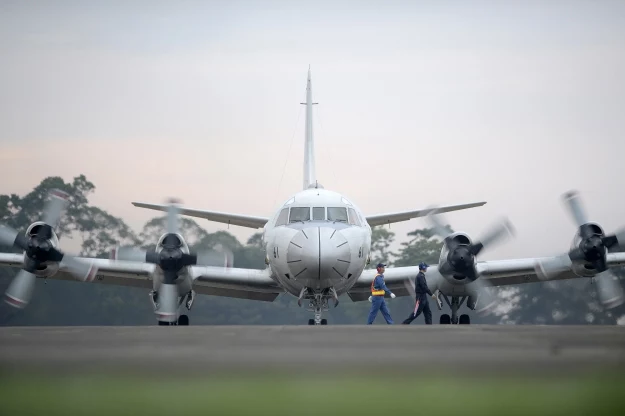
left=562, top=190, right=588, bottom=227
left=42, top=189, right=70, bottom=228
left=425, top=208, right=452, bottom=239
left=594, top=270, right=625, bottom=309
left=471, top=218, right=515, bottom=255
left=145, top=249, right=160, bottom=264
left=112, top=246, right=148, bottom=262
left=181, top=253, right=198, bottom=267
left=4, top=270, right=37, bottom=309
left=166, top=199, right=180, bottom=235
left=470, top=278, right=498, bottom=316
left=195, top=250, right=234, bottom=267
left=61, top=256, right=98, bottom=282
left=534, top=254, right=573, bottom=280
left=0, top=226, right=20, bottom=248
left=155, top=283, right=178, bottom=323
left=607, top=227, right=625, bottom=251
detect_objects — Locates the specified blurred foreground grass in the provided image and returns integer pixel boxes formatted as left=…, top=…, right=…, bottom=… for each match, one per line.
left=1, top=372, right=624, bottom=416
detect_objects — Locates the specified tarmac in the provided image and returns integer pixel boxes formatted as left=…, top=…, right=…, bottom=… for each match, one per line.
left=1, top=325, right=624, bottom=376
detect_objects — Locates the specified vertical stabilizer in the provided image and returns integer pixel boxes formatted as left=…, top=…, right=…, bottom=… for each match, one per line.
left=301, top=67, right=317, bottom=189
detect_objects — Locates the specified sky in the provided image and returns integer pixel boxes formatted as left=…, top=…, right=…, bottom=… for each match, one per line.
left=1, top=0, right=625, bottom=261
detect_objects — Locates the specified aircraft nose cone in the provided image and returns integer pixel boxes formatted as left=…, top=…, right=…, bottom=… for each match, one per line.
left=286, top=227, right=352, bottom=289
left=319, top=227, right=351, bottom=287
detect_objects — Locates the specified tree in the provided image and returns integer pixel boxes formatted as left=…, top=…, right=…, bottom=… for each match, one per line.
left=139, top=216, right=209, bottom=249
left=503, top=270, right=625, bottom=325
left=392, top=227, right=450, bottom=267
left=368, top=227, right=395, bottom=267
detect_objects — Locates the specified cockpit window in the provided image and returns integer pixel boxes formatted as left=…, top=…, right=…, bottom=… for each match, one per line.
left=312, top=207, right=325, bottom=221
left=327, top=207, right=348, bottom=223
left=347, top=208, right=361, bottom=226
left=275, top=208, right=289, bottom=226
left=289, top=207, right=310, bottom=223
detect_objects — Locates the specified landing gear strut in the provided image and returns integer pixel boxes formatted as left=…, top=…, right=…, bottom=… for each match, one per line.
left=439, top=295, right=471, bottom=325
left=299, top=288, right=333, bottom=325
left=153, top=289, right=193, bottom=326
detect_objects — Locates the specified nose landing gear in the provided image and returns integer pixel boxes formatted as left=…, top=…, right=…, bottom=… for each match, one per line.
left=299, top=287, right=334, bottom=325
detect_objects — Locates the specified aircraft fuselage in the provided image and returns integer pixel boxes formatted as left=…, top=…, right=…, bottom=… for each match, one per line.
left=263, top=188, right=371, bottom=297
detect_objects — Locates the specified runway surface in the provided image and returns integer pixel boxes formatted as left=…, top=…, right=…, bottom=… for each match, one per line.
left=1, top=325, right=624, bottom=375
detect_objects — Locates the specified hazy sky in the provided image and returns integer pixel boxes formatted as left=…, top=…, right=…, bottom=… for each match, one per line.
left=1, top=0, right=625, bottom=260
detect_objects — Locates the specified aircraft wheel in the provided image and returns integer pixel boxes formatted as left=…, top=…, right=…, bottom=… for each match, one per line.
left=308, top=319, right=315, bottom=325
left=440, top=314, right=451, bottom=325
left=459, top=314, right=470, bottom=325
left=320, top=319, right=328, bottom=325
left=158, top=321, right=170, bottom=326
left=178, top=315, right=189, bottom=326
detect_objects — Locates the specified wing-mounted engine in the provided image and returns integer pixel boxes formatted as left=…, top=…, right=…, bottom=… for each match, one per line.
left=112, top=198, right=233, bottom=322
left=433, top=220, right=514, bottom=284
left=428, top=208, right=515, bottom=314
left=568, top=222, right=611, bottom=277
left=438, top=232, right=478, bottom=281
left=0, top=189, right=98, bottom=308
left=535, top=191, right=625, bottom=308
left=21, top=221, right=61, bottom=277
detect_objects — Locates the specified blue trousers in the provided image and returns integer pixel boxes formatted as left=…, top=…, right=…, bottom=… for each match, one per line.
left=367, top=296, right=393, bottom=324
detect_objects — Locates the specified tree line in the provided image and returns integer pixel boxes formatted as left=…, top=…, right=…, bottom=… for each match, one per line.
left=1, top=175, right=623, bottom=325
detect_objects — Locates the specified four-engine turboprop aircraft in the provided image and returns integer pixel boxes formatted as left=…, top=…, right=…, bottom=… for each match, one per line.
left=1, top=69, right=624, bottom=325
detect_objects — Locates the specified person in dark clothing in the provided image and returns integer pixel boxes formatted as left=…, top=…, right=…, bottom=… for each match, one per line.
left=402, top=262, right=437, bottom=325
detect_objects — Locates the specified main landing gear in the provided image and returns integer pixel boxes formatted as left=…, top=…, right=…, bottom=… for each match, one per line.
left=153, top=289, right=194, bottom=326
left=299, top=287, right=338, bottom=325
left=158, top=315, right=189, bottom=326
left=438, top=294, right=472, bottom=325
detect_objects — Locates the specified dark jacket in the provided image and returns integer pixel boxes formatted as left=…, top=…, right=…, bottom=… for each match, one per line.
left=414, top=271, right=432, bottom=296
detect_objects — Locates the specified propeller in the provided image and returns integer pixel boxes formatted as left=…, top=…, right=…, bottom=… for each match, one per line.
left=111, top=198, right=232, bottom=322
left=535, top=190, right=625, bottom=309
left=427, top=208, right=515, bottom=315
left=0, top=189, right=97, bottom=308
left=428, top=208, right=514, bottom=281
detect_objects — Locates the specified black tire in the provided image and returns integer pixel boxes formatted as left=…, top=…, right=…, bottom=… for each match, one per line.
left=308, top=319, right=315, bottom=325
left=320, top=319, right=328, bottom=325
left=178, top=315, right=190, bottom=326
left=440, top=314, right=451, bottom=325
left=158, top=321, right=170, bottom=326
left=459, top=314, right=470, bottom=325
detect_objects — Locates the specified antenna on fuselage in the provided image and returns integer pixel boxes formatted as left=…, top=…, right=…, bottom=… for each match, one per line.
left=300, top=65, right=318, bottom=190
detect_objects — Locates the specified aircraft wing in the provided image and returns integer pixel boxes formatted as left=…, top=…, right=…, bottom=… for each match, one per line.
left=0, top=253, right=283, bottom=302
left=132, top=202, right=269, bottom=229
left=365, top=201, right=487, bottom=227
left=347, top=252, right=625, bottom=301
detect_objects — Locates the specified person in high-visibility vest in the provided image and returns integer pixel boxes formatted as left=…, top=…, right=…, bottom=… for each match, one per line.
left=366, top=263, right=396, bottom=324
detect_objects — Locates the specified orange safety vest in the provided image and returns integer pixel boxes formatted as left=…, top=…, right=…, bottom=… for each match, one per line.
left=370, top=274, right=385, bottom=296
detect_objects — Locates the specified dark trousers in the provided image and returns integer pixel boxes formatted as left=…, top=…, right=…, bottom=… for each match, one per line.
left=402, top=295, right=432, bottom=325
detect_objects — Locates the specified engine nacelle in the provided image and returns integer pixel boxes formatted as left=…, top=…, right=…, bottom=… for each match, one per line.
left=156, top=232, right=190, bottom=254
left=24, top=221, right=60, bottom=277
left=569, top=222, right=607, bottom=277
left=438, top=232, right=478, bottom=283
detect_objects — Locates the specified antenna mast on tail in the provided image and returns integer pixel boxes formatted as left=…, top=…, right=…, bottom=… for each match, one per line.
left=301, top=66, right=318, bottom=189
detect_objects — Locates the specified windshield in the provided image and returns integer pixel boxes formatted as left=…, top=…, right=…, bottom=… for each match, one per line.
left=327, top=207, right=348, bottom=222
left=312, top=207, right=325, bottom=221
left=289, top=207, right=310, bottom=223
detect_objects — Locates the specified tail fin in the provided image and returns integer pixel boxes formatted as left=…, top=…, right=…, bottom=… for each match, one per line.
left=301, top=66, right=318, bottom=189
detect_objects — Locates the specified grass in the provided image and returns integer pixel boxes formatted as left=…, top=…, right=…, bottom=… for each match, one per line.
left=1, top=372, right=624, bottom=415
